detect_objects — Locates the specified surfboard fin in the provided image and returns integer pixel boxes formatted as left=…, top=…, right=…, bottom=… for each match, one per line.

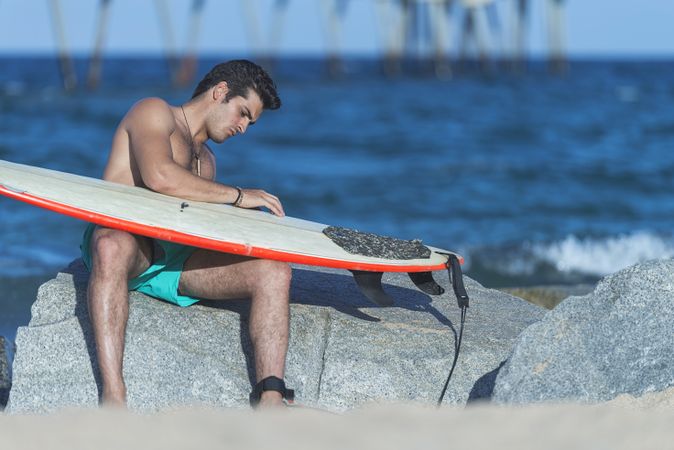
left=408, top=272, right=445, bottom=296
left=350, top=270, right=395, bottom=306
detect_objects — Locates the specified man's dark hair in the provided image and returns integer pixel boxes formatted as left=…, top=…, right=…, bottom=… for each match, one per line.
left=191, top=60, right=281, bottom=110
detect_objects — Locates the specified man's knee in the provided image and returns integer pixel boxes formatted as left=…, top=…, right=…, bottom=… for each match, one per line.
left=91, top=230, right=137, bottom=270
left=253, top=260, right=292, bottom=290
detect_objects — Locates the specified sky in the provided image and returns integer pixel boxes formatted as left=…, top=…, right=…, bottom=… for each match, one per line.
left=0, top=0, right=672, bottom=57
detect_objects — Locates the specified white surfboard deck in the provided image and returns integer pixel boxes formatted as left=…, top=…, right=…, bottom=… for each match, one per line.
left=0, top=159, right=459, bottom=273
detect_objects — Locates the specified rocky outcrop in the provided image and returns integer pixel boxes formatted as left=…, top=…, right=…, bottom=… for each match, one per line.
left=493, top=260, right=674, bottom=404
left=7, top=259, right=544, bottom=414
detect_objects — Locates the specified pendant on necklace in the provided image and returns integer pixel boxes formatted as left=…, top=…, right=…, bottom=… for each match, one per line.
left=193, top=152, right=201, bottom=177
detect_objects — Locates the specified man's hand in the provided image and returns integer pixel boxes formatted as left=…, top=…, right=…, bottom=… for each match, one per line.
left=238, top=189, right=285, bottom=217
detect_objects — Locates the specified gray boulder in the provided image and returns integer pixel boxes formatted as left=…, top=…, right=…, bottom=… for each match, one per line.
left=7, top=259, right=544, bottom=414
left=493, top=260, right=674, bottom=404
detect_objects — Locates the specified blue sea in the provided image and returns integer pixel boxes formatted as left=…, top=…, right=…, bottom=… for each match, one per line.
left=2, top=56, right=674, bottom=342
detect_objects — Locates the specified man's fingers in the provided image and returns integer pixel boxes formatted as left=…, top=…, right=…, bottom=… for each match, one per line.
left=265, top=197, right=285, bottom=217
left=272, top=198, right=285, bottom=217
left=241, top=189, right=285, bottom=217
left=263, top=191, right=280, bottom=205
left=268, top=198, right=284, bottom=217
left=257, top=191, right=284, bottom=217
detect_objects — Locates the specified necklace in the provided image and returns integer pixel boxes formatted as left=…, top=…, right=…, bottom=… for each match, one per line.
left=180, top=105, right=201, bottom=177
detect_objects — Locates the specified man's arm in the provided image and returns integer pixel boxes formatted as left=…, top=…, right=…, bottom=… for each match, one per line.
left=125, top=98, right=284, bottom=216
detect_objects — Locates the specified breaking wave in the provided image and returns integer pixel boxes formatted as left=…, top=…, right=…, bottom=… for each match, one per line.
left=465, top=231, right=674, bottom=286
left=532, top=232, right=674, bottom=276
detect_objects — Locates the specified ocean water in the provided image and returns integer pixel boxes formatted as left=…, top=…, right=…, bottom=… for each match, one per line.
left=2, top=56, right=674, bottom=340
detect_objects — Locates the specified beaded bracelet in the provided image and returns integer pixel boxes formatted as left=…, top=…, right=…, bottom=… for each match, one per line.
left=234, top=187, right=244, bottom=207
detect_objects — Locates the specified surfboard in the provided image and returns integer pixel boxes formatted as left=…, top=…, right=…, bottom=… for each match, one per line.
left=0, top=159, right=467, bottom=306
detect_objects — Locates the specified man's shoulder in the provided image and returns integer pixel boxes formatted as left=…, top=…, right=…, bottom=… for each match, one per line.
left=123, top=97, right=176, bottom=132
left=128, top=97, right=173, bottom=116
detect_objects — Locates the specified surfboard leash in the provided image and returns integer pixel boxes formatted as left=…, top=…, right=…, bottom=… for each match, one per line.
left=436, top=253, right=469, bottom=406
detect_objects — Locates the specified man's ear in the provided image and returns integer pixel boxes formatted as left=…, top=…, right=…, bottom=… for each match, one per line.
left=213, top=81, right=229, bottom=101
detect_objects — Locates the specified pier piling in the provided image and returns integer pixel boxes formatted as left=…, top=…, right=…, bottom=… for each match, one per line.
left=48, top=0, right=78, bottom=91
left=175, top=0, right=206, bottom=87
left=547, top=0, right=567, bottom=73
left=87, top=0, right=112, bottom=90
left=154, top=0, right=180, bottom=85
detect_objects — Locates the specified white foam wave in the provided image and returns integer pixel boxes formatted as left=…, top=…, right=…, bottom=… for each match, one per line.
left=533, top=232, right=674, bottom=276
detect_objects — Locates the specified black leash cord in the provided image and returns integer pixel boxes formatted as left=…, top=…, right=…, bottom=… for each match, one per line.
left=436, top=253, right=470, bottom=407
left=437, top=305, right=466, bottom=406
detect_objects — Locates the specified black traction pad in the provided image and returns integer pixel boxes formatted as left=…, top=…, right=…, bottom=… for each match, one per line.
left=323, top=226, right=431, bottom=260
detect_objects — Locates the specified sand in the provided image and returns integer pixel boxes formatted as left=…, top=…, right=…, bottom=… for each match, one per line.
left=1, top=387, right=672, bottom=450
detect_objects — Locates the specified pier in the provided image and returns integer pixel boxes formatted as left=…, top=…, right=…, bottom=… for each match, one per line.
left=22, top=0, right=568, bottom=90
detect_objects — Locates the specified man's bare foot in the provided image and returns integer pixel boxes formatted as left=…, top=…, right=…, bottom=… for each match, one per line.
left=258, top=390, right=285, bottom=409
left=101, top=387, right=127, bottom=409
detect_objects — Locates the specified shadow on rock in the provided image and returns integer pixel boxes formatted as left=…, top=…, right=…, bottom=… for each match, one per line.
left=467, top=360, right=506, bottom=403
left=62, top=261, right=104, bottom=401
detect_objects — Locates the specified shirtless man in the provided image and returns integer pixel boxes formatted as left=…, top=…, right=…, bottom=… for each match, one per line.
left=80, top=60, right=292, bottom=408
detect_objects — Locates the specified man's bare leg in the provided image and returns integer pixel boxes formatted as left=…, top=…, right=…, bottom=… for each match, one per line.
left=87, top=227, right=152, bottom=407
left=179, top=251, right=291, bottom=407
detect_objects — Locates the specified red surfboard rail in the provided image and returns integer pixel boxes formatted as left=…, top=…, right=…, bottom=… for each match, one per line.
left=0, top=184, right=461, bottom=272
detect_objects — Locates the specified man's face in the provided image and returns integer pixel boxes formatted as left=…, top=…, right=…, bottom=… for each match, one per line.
left=208, top=86, right=264, bottom=144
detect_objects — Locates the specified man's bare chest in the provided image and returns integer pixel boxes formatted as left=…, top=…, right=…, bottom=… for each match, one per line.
left=169, top=134, right=214, bottom=178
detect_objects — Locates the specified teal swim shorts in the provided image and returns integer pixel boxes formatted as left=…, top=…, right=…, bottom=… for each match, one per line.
left=80, top=223, right=200, bottom=307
